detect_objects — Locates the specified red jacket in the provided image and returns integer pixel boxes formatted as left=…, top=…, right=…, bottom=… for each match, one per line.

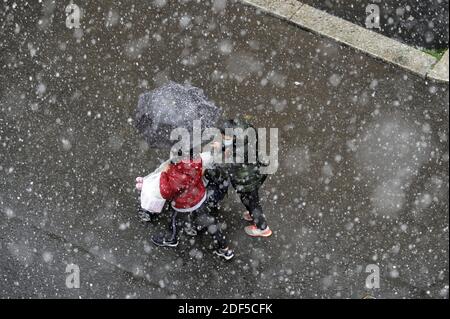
left=159, top=158, right=206, bottom=210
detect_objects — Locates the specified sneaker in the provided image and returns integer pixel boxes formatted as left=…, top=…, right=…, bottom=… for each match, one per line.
left=242, top=210, right=253, bottom=222
left=244, top=225, right=273, bottom=238
left=137, top=209, right=153, bottom=222
left=214, top=248, right=234, bottom=261
left=151, top=234, right=179, bottom=247
left=184, top=226, right=198, bottom=237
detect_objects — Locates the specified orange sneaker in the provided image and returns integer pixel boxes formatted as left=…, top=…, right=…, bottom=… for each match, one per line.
left=242, top=211, right=253, bottom=222
left=244, top=225, right=272, bottom=237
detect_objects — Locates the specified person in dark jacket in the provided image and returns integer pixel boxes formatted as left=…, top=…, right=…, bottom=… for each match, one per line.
left=151, top=149, right=234, bottom=260
left=210, top=119, right=272, bottom=238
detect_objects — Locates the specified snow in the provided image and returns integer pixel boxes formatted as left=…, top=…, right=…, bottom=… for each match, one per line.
left=0, top=0, right=447, bottom=299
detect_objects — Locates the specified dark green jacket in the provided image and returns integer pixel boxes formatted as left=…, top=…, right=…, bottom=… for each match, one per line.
left=226, top=162, right=266, bottom=193
left=212, top=119, right=267, bottom=193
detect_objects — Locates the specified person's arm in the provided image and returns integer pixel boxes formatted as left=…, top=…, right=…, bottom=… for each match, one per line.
left=159, top=170, right=178, bottom=200
left=192, top=161, right=204, bottom=185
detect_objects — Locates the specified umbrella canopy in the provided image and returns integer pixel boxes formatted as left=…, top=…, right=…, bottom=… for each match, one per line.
left=135, top=81, right=222, bottom=148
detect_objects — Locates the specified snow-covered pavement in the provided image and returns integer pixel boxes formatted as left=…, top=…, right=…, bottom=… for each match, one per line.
left=1, top=0, right=448, bottom=298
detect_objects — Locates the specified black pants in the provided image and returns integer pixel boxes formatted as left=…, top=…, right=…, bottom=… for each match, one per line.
left=238, top=189, right=267, bottom=230
left=167, top=203, right=228, bottom=249
left=208, top=181, right=268, bottom=231
left=206, top=181, right=229, bottom=211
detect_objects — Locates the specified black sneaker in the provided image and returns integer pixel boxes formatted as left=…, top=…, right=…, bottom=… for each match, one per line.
left=151, top=234, right=179, bottom=247
left=184, top=227, right=198, bottom=236
left=137, top=209, right=155, bottom=222
left=183, top=222, right=198, bottom=236
left=214, top=248, right=234, bottom=260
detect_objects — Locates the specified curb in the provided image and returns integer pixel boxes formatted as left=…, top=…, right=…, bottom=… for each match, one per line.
left=427, top=50, right=449, bottom=83
left=240, top=0, right=449, bottom=83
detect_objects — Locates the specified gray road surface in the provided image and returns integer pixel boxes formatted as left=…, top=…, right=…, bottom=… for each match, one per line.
left=0, top=0, right=448, bottom=298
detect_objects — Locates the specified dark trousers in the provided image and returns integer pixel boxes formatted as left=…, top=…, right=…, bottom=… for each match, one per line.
left=167, top=204, right=228, bottom=249
left=206, top=181, right=229, bottom=211
left=208, top=181, right=268, bottom=230
left=239, top=189, right=267, bottom=230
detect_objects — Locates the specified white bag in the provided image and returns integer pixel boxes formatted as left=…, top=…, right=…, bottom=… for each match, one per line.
left=140, top=160, right=169, bottom=213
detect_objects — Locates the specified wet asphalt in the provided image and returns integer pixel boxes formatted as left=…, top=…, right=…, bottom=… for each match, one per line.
left=0, top=0, right=448, bottom=298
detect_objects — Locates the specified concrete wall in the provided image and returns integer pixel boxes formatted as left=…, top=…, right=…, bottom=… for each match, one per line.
left=300, top=0, right=449, bottom=49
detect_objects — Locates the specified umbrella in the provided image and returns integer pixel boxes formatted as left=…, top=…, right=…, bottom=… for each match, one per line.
left=135, top=81, right=222, bottom=148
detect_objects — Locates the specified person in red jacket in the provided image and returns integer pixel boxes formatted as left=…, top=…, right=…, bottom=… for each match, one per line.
left=159, top=156, right=206, bottom=211
left=151, top=149, right=234, bottom=260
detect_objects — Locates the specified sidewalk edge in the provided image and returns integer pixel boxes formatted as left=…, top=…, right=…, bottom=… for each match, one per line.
left=240, top=0, right=449, bottom=83
left=427, top=50, right=449, bottom=83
